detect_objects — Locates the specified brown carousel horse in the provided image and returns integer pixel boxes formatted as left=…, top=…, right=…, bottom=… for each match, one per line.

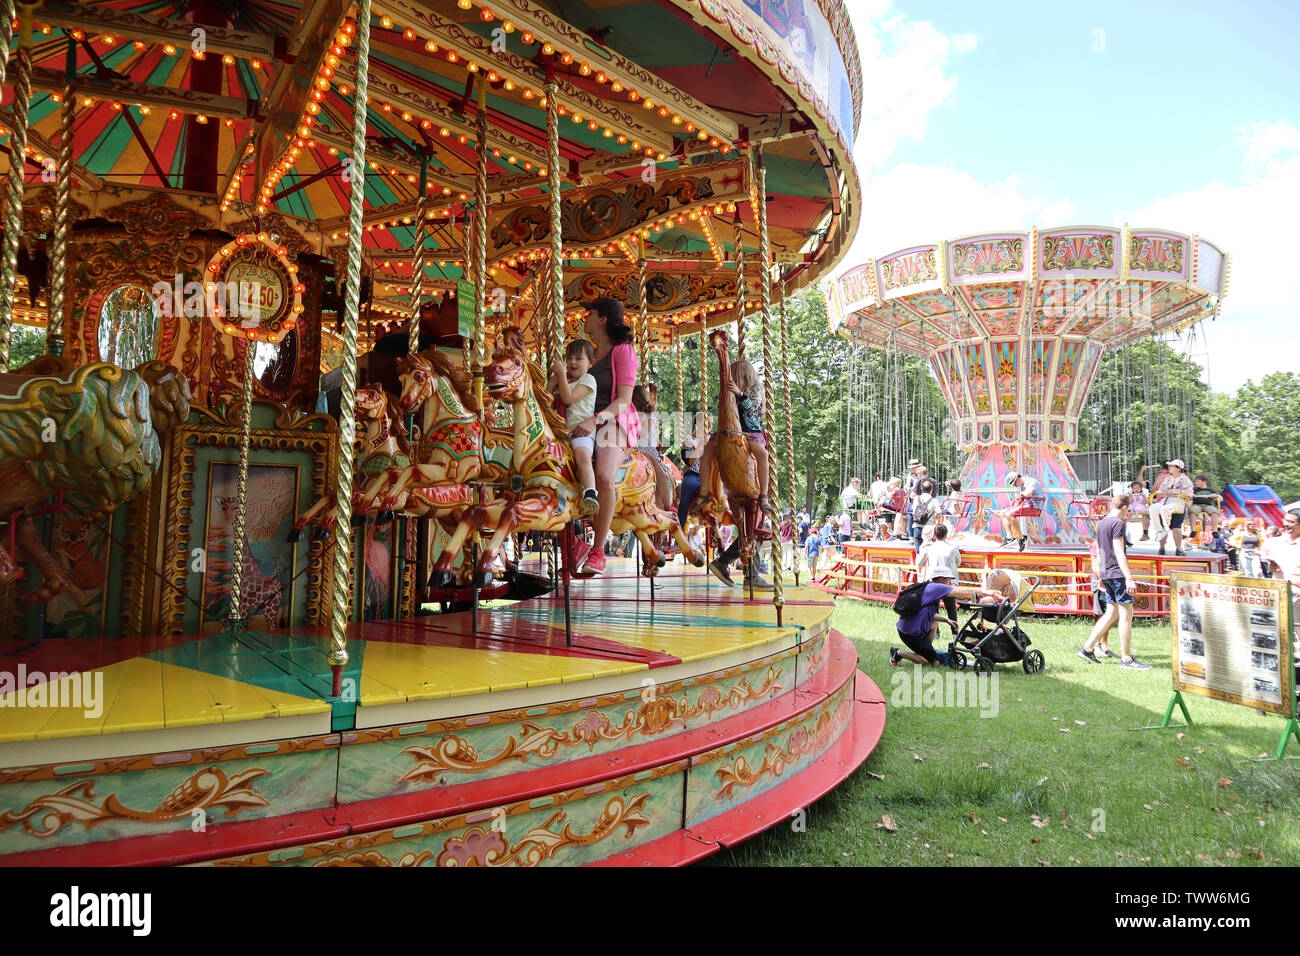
left=692, top=329, right=766, bottom=565
left=291, top=352, right=496, bottom=540
left=431, top=328, right=702, bottom=585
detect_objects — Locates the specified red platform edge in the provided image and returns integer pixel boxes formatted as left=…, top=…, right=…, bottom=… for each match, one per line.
left=589, top=671, right=886, bottom=866
left=1, top=632, right=879, bottom=867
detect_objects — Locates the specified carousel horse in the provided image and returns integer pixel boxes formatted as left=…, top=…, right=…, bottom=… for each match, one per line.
left=431, top=328, right=702, bottom=585
left=692, top=329, right=764, bottom=565
left=290, top=352, right=493, bottom=540
left=290, top=385, right=455, bottom=538
left=0, top=358, right=190, bottom=604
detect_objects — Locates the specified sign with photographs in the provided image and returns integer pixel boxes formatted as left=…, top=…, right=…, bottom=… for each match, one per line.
left=1170, top=572, right=1294, bottom=718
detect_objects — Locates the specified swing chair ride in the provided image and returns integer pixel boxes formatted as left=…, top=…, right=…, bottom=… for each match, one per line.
left=822, top=226, right=1233, bottom=615
left=0, top=0, right=884, bottom=866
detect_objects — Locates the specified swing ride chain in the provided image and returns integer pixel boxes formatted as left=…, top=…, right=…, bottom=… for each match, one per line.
left=407, top=179, right=431, bottom=361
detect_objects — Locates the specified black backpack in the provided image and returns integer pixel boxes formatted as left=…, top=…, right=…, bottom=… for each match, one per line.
left=893, top=581, right=928, bottom=616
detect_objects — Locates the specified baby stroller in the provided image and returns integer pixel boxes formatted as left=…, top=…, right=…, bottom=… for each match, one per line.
left=947, top=574, right=1045, bottom=674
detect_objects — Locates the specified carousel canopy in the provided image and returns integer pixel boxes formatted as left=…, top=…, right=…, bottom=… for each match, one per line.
left=2, top=0, right=865, bottom=350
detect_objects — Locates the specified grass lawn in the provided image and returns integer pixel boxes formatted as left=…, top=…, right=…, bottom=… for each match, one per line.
left=712, top=598, right=1300, bottom=867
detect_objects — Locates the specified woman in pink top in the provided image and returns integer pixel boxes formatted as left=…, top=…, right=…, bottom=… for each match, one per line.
left=570, top=297, right=640, bottom=575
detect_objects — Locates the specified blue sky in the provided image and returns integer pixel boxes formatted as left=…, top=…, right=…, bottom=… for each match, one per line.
left=836, top=0, right=1300, bottom=392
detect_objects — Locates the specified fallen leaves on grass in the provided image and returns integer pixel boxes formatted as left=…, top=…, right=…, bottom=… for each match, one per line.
left=1031, top=816, right=1050, bottom=828
left=1059, top=727, right=1072, bottom=733
left=1176, top=758, right=1190, bottom=766
left=1218, top=777, right=1234, bottom=789
left=1035, top=776, right=1049, bottom=786
left=876, top=814, right=898, bottom=832
left=1143, top=804, right=1154, bottom=811
left=1036, top=858, right=1052, bottom=866
left=1074, top=720, right=1087, bottom=725
left=912, top=752, right=924, bottom=762
left=977, top=762, right=991, bottom=769
left=866, top=771, right=885, bottom=781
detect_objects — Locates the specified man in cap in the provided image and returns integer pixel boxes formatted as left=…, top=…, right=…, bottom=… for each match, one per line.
left=1151, top=459, right=1194, bottom=556
left=996, top=470, right=1042, bottom=552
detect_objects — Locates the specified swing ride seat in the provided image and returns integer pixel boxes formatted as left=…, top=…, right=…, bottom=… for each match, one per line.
left=1066, top=496, right=1107, bottom=523
left=1005, top=496, right=1045, bottom=519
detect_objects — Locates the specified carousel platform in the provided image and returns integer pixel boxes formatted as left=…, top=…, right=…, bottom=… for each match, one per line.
left=0, top=562, right=883, bottom=867
left=817, top=536, right=1228, bottom=616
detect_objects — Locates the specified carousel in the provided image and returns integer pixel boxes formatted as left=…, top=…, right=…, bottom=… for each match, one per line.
left=0, top=0, right=883, bottom=865
left=821, top=227, right=1232, bottom=616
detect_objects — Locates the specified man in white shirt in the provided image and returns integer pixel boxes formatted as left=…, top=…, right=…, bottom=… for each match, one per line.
left=916, top=523, right=963, bottom=629
left=1266, top=510, right=1300, bottom=664
left=997, top=471, right=1042, bottom=551
left=839, top=477, right=862, bottom=515
left=868, top=472, right=888, bottom=507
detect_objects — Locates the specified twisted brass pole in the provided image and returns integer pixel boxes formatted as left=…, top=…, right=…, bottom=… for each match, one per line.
left=47, top=36, right=75, bottom=357
left=0, top=0, right=16, bottom=89
left=329, top=2, right=372, bottom=690
left=779, top=289, right=798, bottom=582
left=225, top=342, right=257, bottom=629
left=756, top=155, right=782, bottom=618
left=637, top=254, right=648, bottom=384
left=407, top=159, right=429, bottom=359
left=545, top=77, right=562, bottom=374
left=674, top=335, right=683, bottom=443
left=733, top=221, right=745, bottom=362
left=0, top=3, right=36, bottom=370
left=473, top=80, right=488, bottom=374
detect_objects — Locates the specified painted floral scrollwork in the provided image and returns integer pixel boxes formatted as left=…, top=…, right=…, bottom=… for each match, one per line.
left=433, top=794, right=651, bottom=867
left=0, top=768, right=270, bottom=837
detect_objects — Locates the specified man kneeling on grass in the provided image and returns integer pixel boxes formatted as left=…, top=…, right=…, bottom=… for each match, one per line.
left=891, top=579, right=1004, bottom=668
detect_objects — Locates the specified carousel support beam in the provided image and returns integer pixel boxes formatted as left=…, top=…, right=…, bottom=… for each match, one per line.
left=334, top=57, right=553, bottom=174
left=366, top=4, right=680, bottom=155
left=328, top=0, right=374, bottom=696
left=309, top=126, right=471, bottom=198
left=471, top=0, right=739, bottom=143
left=246, top=0, right=348, bottom=205
left=36, top=1, right=279, bottom=63
left=268, top=162, right=344, bottom=203
left=46, top=33, right=75, bottom=356
left=0, top=1, right=38, bottom=371
left=182, top=0, right=226, bottom=195
left=468, top=79, right=489, bottom=633
left=30, top=67, right=252, bottom=120
left=0, top=106, right=102, bottom=189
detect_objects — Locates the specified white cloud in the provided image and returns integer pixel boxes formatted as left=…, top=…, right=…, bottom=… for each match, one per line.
left=848, top=3, right=977, bottom=172
left=1121, top=120, right=1300, bottom=392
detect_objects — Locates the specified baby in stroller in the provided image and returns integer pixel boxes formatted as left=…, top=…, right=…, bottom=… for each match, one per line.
left=948, top=569, right=1046, bottom=673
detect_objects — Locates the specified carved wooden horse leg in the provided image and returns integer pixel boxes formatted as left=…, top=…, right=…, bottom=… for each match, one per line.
left=430, top=498, right=511, bottom=589
left=14, top=513, right=72, bottom=605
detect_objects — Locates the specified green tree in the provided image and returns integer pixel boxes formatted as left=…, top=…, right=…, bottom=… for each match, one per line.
left=9, top=325, right=46, bottom=369
left=1235, top=372, right=1300, bottom=501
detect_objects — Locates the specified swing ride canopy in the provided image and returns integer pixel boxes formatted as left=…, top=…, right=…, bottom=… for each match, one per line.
left=827, top=226, right=1231, bottom=543
left=2, top=0, right=864, bottom=357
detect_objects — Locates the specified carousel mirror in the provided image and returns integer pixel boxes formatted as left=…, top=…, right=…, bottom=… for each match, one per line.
left=96, top=283, right=159, bottom=367
left=253, top=326, right=298, bottom=391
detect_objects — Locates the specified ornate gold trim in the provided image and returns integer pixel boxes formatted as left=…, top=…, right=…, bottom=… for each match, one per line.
left=157, top=401, right=338, bottom=633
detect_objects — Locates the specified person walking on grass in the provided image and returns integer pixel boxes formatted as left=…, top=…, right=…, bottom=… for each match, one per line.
left=1079, top=494, right=1149, bottom=669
